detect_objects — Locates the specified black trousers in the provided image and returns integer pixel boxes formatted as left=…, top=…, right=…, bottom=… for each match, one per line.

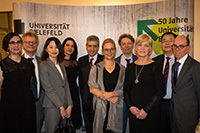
left=159, top=99, right=172, bottom=133
left=82, top=94, right=94, bottom=133
left=83, top=110, right=93, bottom=133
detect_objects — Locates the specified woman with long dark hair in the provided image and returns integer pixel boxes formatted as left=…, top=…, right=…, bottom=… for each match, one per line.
left=61, top=37, right=82, bottom=129
left=39, top=37, right=73, bottom=133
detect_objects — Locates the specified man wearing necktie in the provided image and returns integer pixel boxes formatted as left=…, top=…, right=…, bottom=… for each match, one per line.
left=171, top=35, right=200, bottom=133
left=153, top=32, right=177, bottom=133
left=115, top=34, right=137, bottom=133
left=78, top=35, right=104, bottom=133
left=22, top=31, right=45, bottom=133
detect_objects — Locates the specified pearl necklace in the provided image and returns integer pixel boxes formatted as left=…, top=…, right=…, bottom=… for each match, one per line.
left=105, top=63, right=115, bottom=68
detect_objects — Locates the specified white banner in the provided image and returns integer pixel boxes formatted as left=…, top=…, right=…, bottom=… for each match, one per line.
left=13, top=0, right=194, bottom=58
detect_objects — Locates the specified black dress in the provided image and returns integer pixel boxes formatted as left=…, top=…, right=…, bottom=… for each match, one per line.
left=0, top=57, right=36, bottom=133
left=124, top=62, right=165, bottom=133
left=62, top=59, right=82, bottom=129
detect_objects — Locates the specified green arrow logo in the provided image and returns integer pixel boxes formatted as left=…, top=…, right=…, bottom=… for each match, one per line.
left=137, top=19, right=159, bottom=41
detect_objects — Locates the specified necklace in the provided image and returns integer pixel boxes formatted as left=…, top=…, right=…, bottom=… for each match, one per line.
left=135, top=64, right=145, bottom=84
left=105, top=63, right=115, bottom=68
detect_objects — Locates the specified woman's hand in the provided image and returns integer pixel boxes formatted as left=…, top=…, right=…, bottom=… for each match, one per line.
left=101, top=91, right=112, bottom=100
left=129, top=106, right=140, bottom=116
left=90, top=88, right=104, bottom=100
left=136, top=109, right=147, bottom=119
left=60, top=106, right=67, bottom=119
left=65, top=106, right=72, bottom=118
left=107, top=97, right=120, bottom=104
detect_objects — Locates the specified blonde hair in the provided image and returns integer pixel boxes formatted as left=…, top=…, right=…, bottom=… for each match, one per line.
left=135, top=34, right=153, bottom=56
left=102, top=38, right=116, bottom=49
left=135, top=34, right=153, bottom=47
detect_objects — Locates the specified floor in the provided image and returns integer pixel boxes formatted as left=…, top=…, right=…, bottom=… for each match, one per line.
left=76, top=128, right=86, bottom=133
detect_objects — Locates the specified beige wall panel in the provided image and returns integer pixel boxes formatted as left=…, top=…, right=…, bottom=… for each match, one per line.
left=13, top=0, right=194, bottom=58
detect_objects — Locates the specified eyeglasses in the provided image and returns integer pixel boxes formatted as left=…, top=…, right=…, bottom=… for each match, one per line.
left=9, top=41, right=22, bottom=45
left=103, top=48, right=115, bottom=52
left=24, top=41, right=37, bottom=45
left=171, top=44, right=188, bottom=50
left=162, top=40, right=174, bottom=43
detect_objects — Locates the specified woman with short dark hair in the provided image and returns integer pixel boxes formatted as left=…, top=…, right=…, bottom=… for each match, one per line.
left=0, top=32, right=36, bottom=133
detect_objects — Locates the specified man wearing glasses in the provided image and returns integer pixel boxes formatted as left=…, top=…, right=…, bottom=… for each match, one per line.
left=22, top=31, right=44, bottom=133
left=153, top=32, right=177, bottom=133
left=170, top=35, right=200, bottom=133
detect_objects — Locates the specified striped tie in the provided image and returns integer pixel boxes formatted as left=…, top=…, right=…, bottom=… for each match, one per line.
left=163, top=57, right=170, bottom=88
left=89, top=58, right=94, bottom=67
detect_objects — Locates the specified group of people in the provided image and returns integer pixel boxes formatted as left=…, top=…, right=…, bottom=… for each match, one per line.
left=0, top=32, right=78, bottom=133
left=0, top=31, right=200, bottom=133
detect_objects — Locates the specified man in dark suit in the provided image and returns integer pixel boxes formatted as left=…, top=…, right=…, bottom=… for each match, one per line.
left=153, top=32, right=177, bottom=133
left=115, top=33, right=137, bottom=133
left=22, top=31, right=44, bottom=133
left=171, top=35, right=200, bottom=133
left=78, top=35, right=104, bottom=133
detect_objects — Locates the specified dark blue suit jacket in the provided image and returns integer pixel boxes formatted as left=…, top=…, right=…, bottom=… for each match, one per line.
left=115, top=54, right=138, bottom=64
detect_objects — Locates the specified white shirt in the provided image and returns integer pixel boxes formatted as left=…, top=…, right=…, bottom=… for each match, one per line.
left=177, top=54, right=188, bottom=77
left=120, top=54, right=133, bottom=68
left=89, top=54, right=98, bottom=65
left=163, top=54, right=175, bottom=99
left=55, top=64, right=64, bottom=79
left=24, top=53, right=40, bottom=97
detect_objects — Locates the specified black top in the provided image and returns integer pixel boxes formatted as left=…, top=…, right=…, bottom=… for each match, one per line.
left=124, top=62, right=165, bottom=133
left=103, top=63, right=120, bottom=133
left=0, top=56, right=36, bottom=133
left=124, top=62, right=165, bottom=113
left=62, top=59, right=82, bottom=128
left=103, top=63, right=120, bottom=92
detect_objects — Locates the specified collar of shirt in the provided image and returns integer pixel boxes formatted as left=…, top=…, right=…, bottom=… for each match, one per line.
left=89, top=54, right=98, bottom=64
left=163, top=54, right=175, bottom=68
left=164, top=54, right=175, bottom=60
left=120, top=54, right=132, bottom=67
left=122, top=54, right=132, bottom=61
left=24, top=53, right=36, bottom=60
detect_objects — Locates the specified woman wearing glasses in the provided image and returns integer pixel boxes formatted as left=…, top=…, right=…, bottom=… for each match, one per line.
left=88, top=38, right=125, bottom=133
left=0, top=32, right=36, bottom=133
left=124, top=34, right=165, bottom=133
